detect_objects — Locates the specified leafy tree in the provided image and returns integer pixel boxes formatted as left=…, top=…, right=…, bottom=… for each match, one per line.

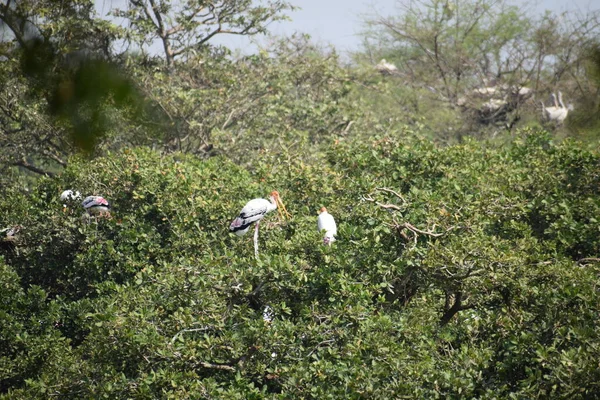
left=129, top=35, right=354, bottom=164
left=362, top=0, right=531, bottom=100
left=566, top=42, right=600, bottom=141
left=113, top=0, right=295, bottom=68
left=0, top=259, right=73, bottom=394
left=359, top=0, right=600, bottom=138
left=1, top=129, right=599, bottom=398
left=0, top=0, right=141, bottom=178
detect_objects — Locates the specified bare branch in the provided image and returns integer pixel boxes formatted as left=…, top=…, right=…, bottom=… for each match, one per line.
left=222, top=110, right=236, bottom=130
left=578, top=257, right=600, bottom=265
left=401, top=222, right=453, bottom=237
left=376, top=187, right=407, bottom=204
left=0, top=2, right=27, bottom=48
left=170, top=327, right=217, bottom=344
left=13, top=159, right=55, bottom=177
left=197, top=361, right=235, bottom=372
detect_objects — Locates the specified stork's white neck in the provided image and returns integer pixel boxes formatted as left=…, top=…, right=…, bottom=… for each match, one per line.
left=267, top=196, right=278, bottom=212
left=557, top=92, right=565, bottom=108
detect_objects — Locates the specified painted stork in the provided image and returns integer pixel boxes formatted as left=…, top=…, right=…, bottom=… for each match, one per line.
left=317, top=207, right=337, bottom=245
left=82, top=195, right=111, bottom=217
left=229, top=191, right=290, bottom=257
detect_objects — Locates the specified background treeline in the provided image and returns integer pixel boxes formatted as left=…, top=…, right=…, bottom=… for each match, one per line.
left=1, top=0, right=600, bottom=398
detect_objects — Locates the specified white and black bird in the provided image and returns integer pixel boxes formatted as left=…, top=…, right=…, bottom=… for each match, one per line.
left=1, top=225, right=22, bottom=242
left=263, top=306, right=274, bottom=323
left=1, top=225, right=23, bottom=253
left=229, top=191, right=290, bottom=257
left=60, top=189, right=82, bottom=210
left=82, top=195, right=111, bottom=217
left=317, top=207, right=337, bottom=245
left=60, top=189, right=81, bottom=203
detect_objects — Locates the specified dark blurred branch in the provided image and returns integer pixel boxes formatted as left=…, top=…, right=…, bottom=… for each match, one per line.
left=13, top=159, right=55, bottom=176
left=0, top=1, right=27, bottom=48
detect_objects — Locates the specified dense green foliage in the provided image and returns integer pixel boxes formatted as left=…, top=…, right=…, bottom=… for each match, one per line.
left=1, top=129, right=599, bottom=398
left=2, top=0, right=600, bottom=398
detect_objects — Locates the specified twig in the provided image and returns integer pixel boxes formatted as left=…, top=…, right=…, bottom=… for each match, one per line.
left=306, top=339, right=335, bottom=358
left=362, top=194, right=404, bottom=211
left=401, top=222, right=450, bottom=237
left=578, top=257, right=600, bottom=265
left=377, top=202, right=403, bottom=211
left=13, top=159, right=55, bottom=177
left=170, top=327, right=215, bottom=344
left=376, top=187, right=407, bottom=204
left=222, top=110, right=236, bottom=129
left=197, top=361, right=235, bottom=372
left=341, top=120, right=354, bottom=135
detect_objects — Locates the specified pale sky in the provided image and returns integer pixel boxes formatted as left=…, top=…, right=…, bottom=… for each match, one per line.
left=95, top=0, right=598, bottom=56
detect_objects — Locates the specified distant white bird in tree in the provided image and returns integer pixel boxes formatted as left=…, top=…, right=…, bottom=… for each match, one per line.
left=1, top=225, right=22, bottom=242
left=229, top=191, right=290, bottom=257
left=317, top=207, right=337, bottom=245
left=1, top=225, right=23, bottom=253
left=263, top=306, right=274, bottom=323
left=60, top=189, right=82, bottom=210
left=82, top=195, right=111, bottom=217
left=541, top=91, right=569, bottom=124
left=375, top=59, right=399, bottom=75
left=60, top=189, right=81, bottom=203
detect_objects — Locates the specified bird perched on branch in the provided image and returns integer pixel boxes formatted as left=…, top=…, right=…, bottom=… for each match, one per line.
left=60, top=189, right=82, bottom=211
left=82, top=195, right=111, bottom=217
left=375, top=59, right=399, bottom=75
left=60, top=189, right=82, bottom=203
left=1, top=225, right=23, bottom=253
left=317, top=207, right=337, bottom=245
left=229, top=191, right=290, bottom=257
left=1, top=225, right=22, bottom=242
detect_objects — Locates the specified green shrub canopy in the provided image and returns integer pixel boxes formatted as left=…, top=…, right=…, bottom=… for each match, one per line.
left=1, top=129, right=599, bottom=398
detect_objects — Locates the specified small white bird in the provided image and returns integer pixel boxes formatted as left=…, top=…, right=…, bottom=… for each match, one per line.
left=263, top=306, right=274, bottom=323
left=229, top=191, right=290, bottom=257
left=375, top=59, right=399, bottom=75
left=82, top=195, right=111, bottom=217
left=317, top=207, right=337, bottom=245
left=60, top=189, right=82, bottom=203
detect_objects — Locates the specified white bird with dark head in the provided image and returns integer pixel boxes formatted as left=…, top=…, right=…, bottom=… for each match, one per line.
left=317, top=207, right=337, bottom=245
left=60, top=189, right=81, bottom=203
left=1, top=225, right=22, bottom=242
left=60, top=190, right=82, bottom=211
left=1, top=225, right=23, bottom=252
left=229, top=191, right=290, bottom=257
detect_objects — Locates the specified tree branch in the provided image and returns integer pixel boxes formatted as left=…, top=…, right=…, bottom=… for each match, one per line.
left=0, top=2, right=28, bottom=48
left=578, top=257, right=600, bottom=265
left=440, top=291, right=473, bottom=326
left=197, top=361, right=235, bottom=372
left=13, top=159, right=55, bottom=176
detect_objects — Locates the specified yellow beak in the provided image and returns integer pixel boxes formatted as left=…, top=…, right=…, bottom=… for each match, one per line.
left=276, top=196, right=291, bottom=220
